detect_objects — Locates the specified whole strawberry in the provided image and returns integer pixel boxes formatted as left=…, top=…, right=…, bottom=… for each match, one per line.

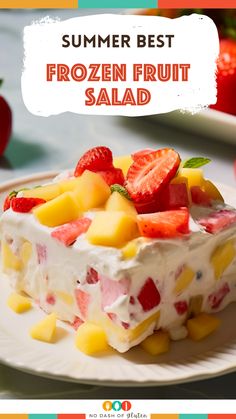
left=211, top=39, right=236, bottom=116
left=0, top=80, right=12, bottom=155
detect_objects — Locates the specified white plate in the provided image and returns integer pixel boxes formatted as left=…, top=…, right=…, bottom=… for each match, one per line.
left=1, top=172, right=236, bottom=387
left=149, top=108, right=236, bottom=145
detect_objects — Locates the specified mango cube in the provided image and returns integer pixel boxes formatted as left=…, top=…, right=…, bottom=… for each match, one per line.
left=211, top=240, right=235, bottom=280
left=187, top=313, right=220, bottom=341
left=55, top=290, right=73, bottom=306
left=23, top=183, right=61, bottom=201
left=129, top=311, right=160, bottom=341
left=33, top=192, right=80, bottom=227
left=30, top=313, right=57, bottom=343
left=202, top=179, right=224, bottom=202
left=20, top=241, right=32, bottom=267
left=87, top=211, right=139, bottom=247
left=73, top=170, right=111, bottom=211
left=105, top=192, right=137, bottom=217
left=179, top=168, right=204, bottom=189
left=1, top=241, right=22, bottom=272
left=121, top=241, right=138, bottom=260
left=59, top=177, right=83, bottom=193
left=141, top=330, right=170, bottom=355
left=7, top=293, right=32, bottom=313
left=113, top=155, right=133, bottom=176
left=75, top=322, right=108, bottom=355
left=174, top=266, right=195, bottom=294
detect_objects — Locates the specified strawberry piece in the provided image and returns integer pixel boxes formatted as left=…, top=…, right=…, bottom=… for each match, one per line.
left=46, top=294, right=56, bottom=305
left=137, top=277, right=161, bottom=312
left=131, top=148, right=155, bottom=160
left=135, top=200, right=161, bottom=215
left=86, top=267, right=100, bottom=284
left=174, top=301, right=188, bottom=315
left=3, top=194, right=16, bottom=211
left=208, top=283, right=230, bottom=309
left=11, top=197, right=46, bottom=213
left=75, top=289, right=90, bottom=318
left=137, top=208, right=190, bottom=239
left=51, top=217, right=91, bottom=246
left=0, top=95, right=12, bottom=156
left=210, top=39, right=236, bottom=116
left=36, top=243, right=47, bottom=264
left=126, top=148, right=180, bottom=204
left=74, top=146, right=113, bottom=177
left=101, top=275, right=130, bottom=309
left=191, top=186, right=212, bottom=207
left=160, top=183, right=189, bottom=210
left=72, top=316, right=84, bottom=330
left=98, top=168, right=125, bottom=186
left=198, top=209, right=236, bottom=234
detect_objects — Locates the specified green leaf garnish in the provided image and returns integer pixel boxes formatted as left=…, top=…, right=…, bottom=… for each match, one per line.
left=110, top=184, right=131, bottom=200
left=9, top=190, right=18, bottom=198
left=183, top=157, right=211, bottom=169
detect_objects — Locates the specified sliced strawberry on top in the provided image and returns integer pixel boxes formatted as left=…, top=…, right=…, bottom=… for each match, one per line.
left=3, top=191, right=17, bottom=211
left=197, top=209, right=236, bottom=234
left=11, top=197, right=46, bottom=213
left=74, top=146, right=113, bottom=177
left=98, top=167, right=125, bottom=186
left=191, top=186, right=212, bottom=207
left=51, top=217, right=91, bottom=246
left=137, top=208, right=190, bottom=239
left=126, top=148, right=180, bottom=204
left=137, top=277, right=161, bottom=312
left=131, top=148, right=155, bottom=160
left=160, top=183, right=189, bottom=210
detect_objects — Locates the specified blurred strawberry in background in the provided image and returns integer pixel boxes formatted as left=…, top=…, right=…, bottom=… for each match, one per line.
left=0, top=79, right=12, bottom=156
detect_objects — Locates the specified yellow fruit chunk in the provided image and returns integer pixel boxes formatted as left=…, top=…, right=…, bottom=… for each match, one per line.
left=141, top=330, right=170, bottom=355
left=55, top=291, right=73, bottom=306
left=73, top=170, right=111, bottom=211
left=2, top=241, right=22, bottom=272
left=121, top=241, right=138, bottom=260
left=187, top=313, right=220, bottom=341
left=174, top=266, right=195, bottom=294
left=130, top=311, right=160, bottom=341
left=7, top=293, right=32, bottom=313
left=105, top=191, right=137, bottom=217
left=33, top=192, right=80, bottom=227
left=30, top=313, right=57, bottom=343
left=188, top=295, right=203, bottom=318
left=202, top=179, right=224, bottom=202
left=211, top=240, right=235, bottom=280
left=20, top=241, right=32, bottom=267
left=59, top=177, right=83, bottom=193
left=87, top=211, right=139, bottom=247
left=179, top=168, right=204, bottom=189
left=113, top=155, right=133, bottom=176
left=23, top=184, right=61, bottom=201
left=75, top=322, right=108, bottom=355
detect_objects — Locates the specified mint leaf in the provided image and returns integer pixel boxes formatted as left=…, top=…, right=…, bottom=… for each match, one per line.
left=183, top=157, right=211, bottom=169
left=9, top=190, right=18, bottom=198
left=110, top=184, right=131, bottom=200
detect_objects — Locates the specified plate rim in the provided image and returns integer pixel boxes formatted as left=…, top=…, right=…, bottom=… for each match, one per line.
left=1, top=172, right=236, bottom=387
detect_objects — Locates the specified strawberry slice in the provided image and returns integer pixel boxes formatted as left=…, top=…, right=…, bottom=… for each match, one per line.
left=98, top=168, right=125, bottom=186
left=131, top=148, right=155, bottom=160
left=75, top=289, right=90, bottom=318
left=137, top=277, right=161, bottom=312
left=174, top=301, right=188, bottom=315
left=160, top=183, right=189, bottom=210
left=101, top=275, right=130, bottom=309
left=126, top=148, right=180, bottom=204
left=191, top=186, right=211, bottom=207
left=197, top=209, right=236, bottom=234
left=137, top=208, right=190, bottom=239
left=51, top=217, right=91, bottom=246
left=11, top=197, right=46, bottom=213
left=74, top=146, right=113, bottom=177
left=208, top=283, right=230, bottom=309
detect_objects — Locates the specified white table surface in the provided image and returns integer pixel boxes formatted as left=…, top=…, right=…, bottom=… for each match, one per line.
left=0, top=9, right=236, bottom=399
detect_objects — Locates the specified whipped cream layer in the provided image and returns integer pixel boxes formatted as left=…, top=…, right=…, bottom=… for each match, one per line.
left=1, top=202, right=236, bottom=352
